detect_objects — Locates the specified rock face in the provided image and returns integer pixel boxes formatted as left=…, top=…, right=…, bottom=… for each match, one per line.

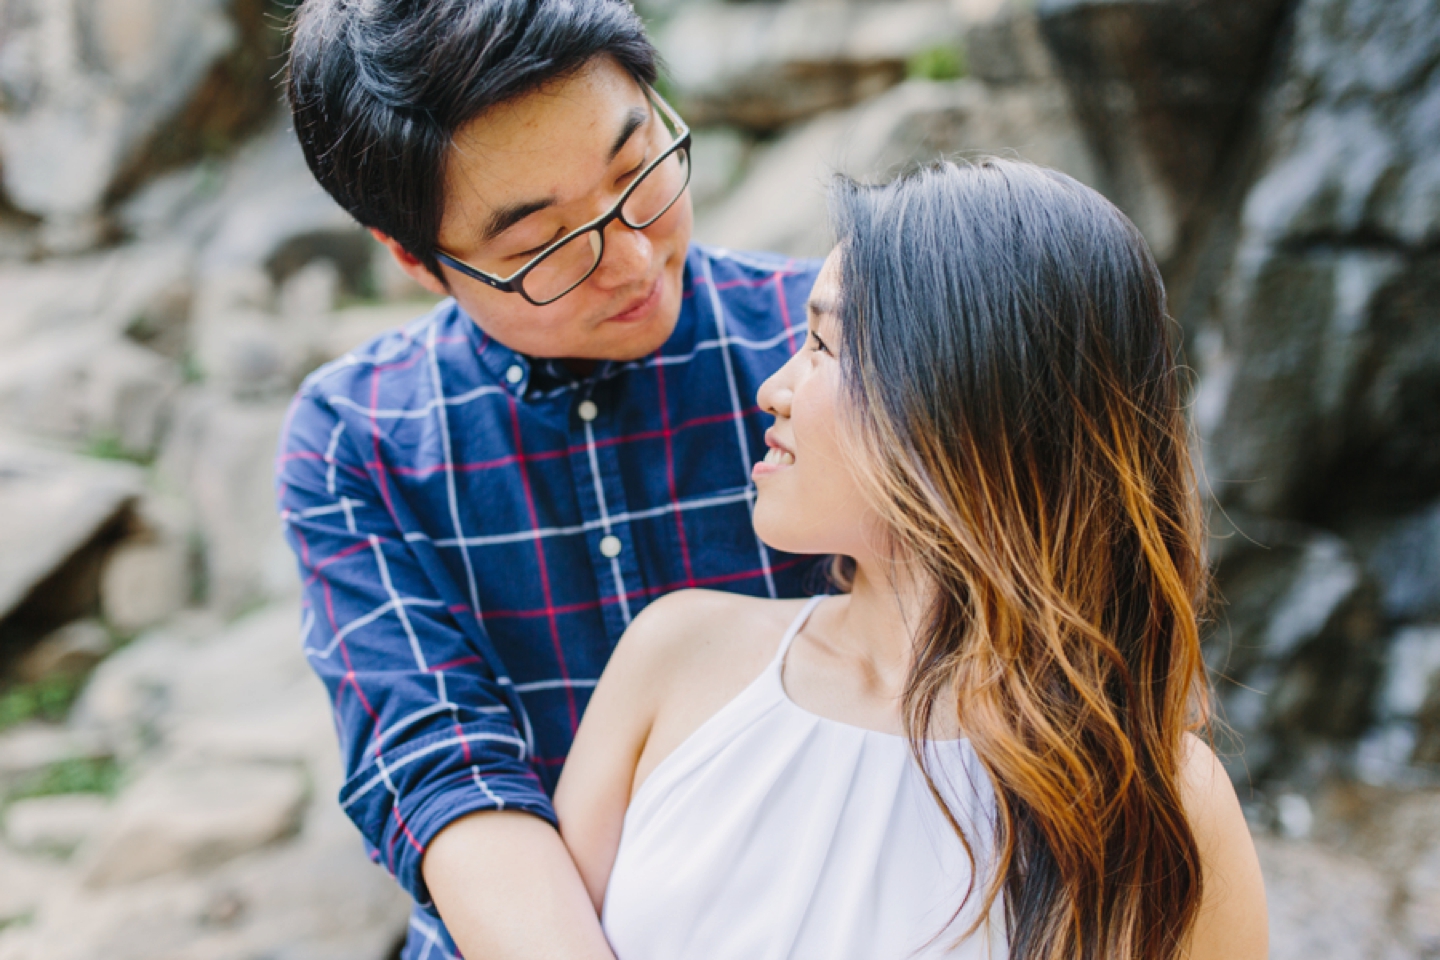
left=1035, top=0, right=1291, bottom=265
left=81, top=758, right=307, bottom=887
left=658, top=0, right=997, bottom=131
left=0, top=0, right=277, bottom=250
left=697, top=78, right=1097, bottom=257
left=0, top=439, right=141, bottom=650
left=1192, top=0, right=1440, bottom=522
left=1, top=601, right=412, bottom=958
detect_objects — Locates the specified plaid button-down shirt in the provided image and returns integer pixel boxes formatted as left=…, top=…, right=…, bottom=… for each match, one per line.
left=277, top=244, right=824, bottom=958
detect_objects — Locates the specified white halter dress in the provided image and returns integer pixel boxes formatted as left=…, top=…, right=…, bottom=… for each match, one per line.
left=602, top=596, right=1007, bottom=960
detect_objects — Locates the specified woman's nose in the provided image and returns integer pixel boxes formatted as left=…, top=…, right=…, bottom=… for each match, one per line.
left=757, top=357, right=797, bottom=418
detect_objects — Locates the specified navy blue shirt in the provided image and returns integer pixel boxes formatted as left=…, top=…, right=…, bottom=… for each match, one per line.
left=277, top=244, right=824, bottom=958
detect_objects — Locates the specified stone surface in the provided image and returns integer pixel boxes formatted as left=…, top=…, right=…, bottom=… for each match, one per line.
left=697, top=79, right=1098, bottom=257
left=14, top=620, right=111, bottom=684
left=1309, top=785, right=1440, bottom=955
left=72, top=602, right=322, bottom=759
left=1193, top=0, right=1440, bottom=520
left=1255, top=833, right=1397, bottom=960
left=80, top=758, right=307, bottom=887
left=1206, top=518, right=1382, bottom=783
left=0, top=241, right=194, bottom=355
left=1035, top=0, right=1290, bottom=264
left=4, top=794, right=110, bottom=856
left=0, top=0, right=275, bottom=248
left=1366, top=500, right=1440, bottom=622
left=315, top=302, right=429, bottom=369
left=198, top=125, right=370, bottom=292
left=0, top=0, right=233, bottom=226
left=657, top=0, right=1000, bottom=131
left=157, top=395, right=294, bottom=614
left=0, top=438, right=141, bottom=632
left=0, top=847, right=65, bottom=929
left=0, top=723, right=109, bottom=788
left=0, top=331, right=180, bottom=459
left=99, top=498, right=193, bottom=635
left=0, top=808, right=408, bottom=960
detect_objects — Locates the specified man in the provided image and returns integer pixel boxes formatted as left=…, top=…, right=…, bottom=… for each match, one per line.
left=276, top=1, right=821, bottom=957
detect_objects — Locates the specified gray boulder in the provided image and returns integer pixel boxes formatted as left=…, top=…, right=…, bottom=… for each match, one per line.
left=0, top=0, right=276, bottom=250
left=1206, top=517, right=1382, bottom=784
left=156, top=393, right=293, bottom=615
left=80, top=757, right=307, bottom=887
left=657, top=0, right=988, bottom=131
left=696, top=79, right=1098, bottom=257
left=1256, top=834, right=1400, bottom=960
left=0, top=331, right=180, bottom=459
left=1193, top=0, right=1440, bottom=519
left=1035, top=0, right=1291, bottom=265
left=0, top=437, right=141, bottom=644
left=1364, top=499, right=1440, bottom=623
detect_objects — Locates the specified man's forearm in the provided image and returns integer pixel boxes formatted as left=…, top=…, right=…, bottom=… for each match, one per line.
left=423, top=809, right=617, bottom=960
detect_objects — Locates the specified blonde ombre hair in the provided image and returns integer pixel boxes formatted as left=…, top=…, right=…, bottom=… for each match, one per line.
left=828, top=159, right=1210, bottom=960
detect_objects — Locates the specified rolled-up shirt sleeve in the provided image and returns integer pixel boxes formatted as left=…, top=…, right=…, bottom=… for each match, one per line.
left=276, top=387, right=555, bottom=907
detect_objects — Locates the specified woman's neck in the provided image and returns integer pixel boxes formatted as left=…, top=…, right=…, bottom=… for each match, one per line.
left=828, top=555, right=932, bottom=697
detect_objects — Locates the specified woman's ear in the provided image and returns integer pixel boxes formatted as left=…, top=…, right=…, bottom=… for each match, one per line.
left=369, top=228, right=450, bottom=297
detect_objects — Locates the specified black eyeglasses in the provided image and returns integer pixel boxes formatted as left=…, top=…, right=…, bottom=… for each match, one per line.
left=435, top=90, right=692, bottom=307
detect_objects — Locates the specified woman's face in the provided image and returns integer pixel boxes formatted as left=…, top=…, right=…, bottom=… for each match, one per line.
left=753, top=250, right=883, bottom=561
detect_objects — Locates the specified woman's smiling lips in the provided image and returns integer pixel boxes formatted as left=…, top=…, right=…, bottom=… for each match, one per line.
left=752, top=431, right=795, bottom=479
left=603, top=275, right=663, bottom=324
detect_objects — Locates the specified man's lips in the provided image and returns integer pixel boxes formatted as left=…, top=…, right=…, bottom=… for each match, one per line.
left=604, top=276, right=662, bottom=324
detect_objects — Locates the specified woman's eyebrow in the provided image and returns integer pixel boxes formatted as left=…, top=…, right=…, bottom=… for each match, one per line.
left=807, top=297, right=835, bottom=321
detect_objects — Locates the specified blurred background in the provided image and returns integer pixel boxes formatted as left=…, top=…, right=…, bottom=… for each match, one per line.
left=0, top=0, right=1436, bottom=957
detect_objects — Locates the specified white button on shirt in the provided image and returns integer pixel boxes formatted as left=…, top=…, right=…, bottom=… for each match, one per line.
left=505, top=364, right=524, bottom=384
left=599, top=535, right=622, bottom=558
left=578, top=400, right=599, bottom=422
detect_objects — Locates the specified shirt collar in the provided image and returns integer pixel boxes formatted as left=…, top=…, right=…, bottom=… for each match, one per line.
left=459, top=250, right=702, bottom=401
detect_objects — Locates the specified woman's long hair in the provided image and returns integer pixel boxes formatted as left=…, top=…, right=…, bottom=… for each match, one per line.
left=828, top=159, right=1210, bottom=960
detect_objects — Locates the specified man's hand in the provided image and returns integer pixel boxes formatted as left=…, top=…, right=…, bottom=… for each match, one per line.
left=424, top=810, right=618, bottom=960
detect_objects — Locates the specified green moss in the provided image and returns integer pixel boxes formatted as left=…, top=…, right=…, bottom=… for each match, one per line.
left=80, top=432, right=150, bottom=465
left=0, top=674, right=83, bottom=732
left=907, top=44, right=968, bottom=82
left=6, top=756, right=121, bottom=804
left=180, top=351, right=205, bottom=385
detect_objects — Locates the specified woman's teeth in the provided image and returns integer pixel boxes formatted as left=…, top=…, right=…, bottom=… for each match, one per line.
left=763, top=447, right=795, bottom=467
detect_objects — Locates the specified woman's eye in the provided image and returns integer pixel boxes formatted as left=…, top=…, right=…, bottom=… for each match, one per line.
left=808, top=331, right=832, bottom=356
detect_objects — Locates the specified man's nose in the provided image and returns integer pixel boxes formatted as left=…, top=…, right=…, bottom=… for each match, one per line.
left=591, top=219, right=652, bottom=289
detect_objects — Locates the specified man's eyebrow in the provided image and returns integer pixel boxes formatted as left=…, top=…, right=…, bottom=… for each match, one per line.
left=481, top=196, right=558, bottom=245
left=475, top=105, right=650, bottom=245
left=609, top=106, right=649, bottom=162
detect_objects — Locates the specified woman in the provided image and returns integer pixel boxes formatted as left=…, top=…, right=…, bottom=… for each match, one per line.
left=554, top=159, right=1267, bottom=960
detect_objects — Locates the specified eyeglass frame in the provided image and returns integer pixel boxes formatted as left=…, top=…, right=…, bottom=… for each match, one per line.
left=433, top=88, right=692, bottom=307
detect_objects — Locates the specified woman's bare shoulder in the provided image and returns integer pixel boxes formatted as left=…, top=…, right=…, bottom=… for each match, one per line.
left=1179, top=733, right=1269, bottom=960
left=609, top=589, right=808, bottom=688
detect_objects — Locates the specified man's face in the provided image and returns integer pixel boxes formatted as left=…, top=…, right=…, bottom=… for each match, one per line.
left=424, top=56, right=693, bottom=364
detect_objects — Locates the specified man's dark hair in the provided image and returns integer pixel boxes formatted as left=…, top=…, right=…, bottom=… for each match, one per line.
left=287, top=0, right=659, bottom=279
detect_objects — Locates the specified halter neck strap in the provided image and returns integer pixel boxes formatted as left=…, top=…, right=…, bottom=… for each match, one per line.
left=774, top=594, right=827, bottom=664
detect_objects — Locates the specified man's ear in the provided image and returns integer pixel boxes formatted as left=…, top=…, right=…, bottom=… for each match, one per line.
left=369, top=228, right=450, bottom=297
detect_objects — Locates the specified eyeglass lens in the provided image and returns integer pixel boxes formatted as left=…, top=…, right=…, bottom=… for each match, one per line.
left=521, top=147, right=691, bottom=304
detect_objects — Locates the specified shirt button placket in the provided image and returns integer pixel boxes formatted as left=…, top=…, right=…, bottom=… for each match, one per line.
left=570, top=388, right=638, bottom=640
